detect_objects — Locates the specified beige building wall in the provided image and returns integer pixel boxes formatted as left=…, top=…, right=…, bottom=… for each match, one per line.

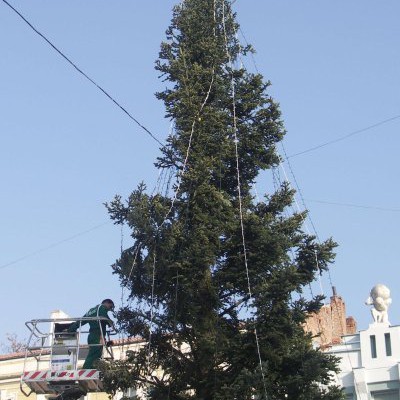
left=0, top=352, right=40, bottom=400
left=0, top=340, right=144, bottom=400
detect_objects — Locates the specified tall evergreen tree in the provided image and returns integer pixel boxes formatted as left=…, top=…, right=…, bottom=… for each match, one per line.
left=102, top=1, right=343, bottom=399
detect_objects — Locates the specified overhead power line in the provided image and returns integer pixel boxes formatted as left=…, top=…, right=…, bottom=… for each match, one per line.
left=0, top=221, right=111, bottom=270
left=289, top=114, right=400, bottom=158
left=1, top=0, right=164, bottom=147
left=306, top=199, right=400, bottom=213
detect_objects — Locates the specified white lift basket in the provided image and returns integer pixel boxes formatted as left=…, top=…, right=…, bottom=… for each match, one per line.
left=20, top=316, right=114, bottom=398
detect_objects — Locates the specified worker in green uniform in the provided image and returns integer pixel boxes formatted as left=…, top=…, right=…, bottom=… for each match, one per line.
left=68, top=299, right=115, bottom=369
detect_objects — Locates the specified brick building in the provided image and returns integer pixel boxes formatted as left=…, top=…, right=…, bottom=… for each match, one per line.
left=305, top=287, right=357, bottom=347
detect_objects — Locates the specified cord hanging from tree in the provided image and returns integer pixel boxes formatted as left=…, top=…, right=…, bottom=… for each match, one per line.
left=104, top=1, right=343, bottom=399
left=221, top=1, right=268, bottom=398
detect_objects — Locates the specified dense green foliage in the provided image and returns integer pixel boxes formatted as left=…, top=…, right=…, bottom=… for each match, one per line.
left=102, top=1, right=343, bottom=399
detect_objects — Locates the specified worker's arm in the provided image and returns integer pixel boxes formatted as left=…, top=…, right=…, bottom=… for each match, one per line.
left=98, top=305, right=116, bottom=331
left=67, top=319, right=87, bottom=332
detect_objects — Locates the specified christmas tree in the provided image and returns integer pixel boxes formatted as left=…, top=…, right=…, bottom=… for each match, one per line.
left=103, top=1, right=343, bottom=398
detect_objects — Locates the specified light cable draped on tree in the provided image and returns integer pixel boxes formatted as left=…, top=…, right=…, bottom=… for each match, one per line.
left=102, top=1, right=343, bottom=399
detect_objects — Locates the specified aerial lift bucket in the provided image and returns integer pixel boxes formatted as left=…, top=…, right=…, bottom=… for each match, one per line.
left=20, top=316, right=114, bottom=399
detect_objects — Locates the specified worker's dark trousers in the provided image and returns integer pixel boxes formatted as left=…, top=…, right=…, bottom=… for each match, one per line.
left=83, top=332, right=102, bottom=369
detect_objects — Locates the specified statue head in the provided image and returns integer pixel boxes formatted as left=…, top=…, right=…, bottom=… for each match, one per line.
left=366, top=284, right=392, bottom=324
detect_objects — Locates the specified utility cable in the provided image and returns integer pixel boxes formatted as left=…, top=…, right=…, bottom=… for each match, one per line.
left=0, top=221, right=111, bottom=270
left=280, top=143, right=320, bottom=241
left=278, top=159, right=325, bottom=301
left=289, top=114, right=400, bottom=158
left=306, top=198, right=400, bottom=213
left=1, top=0, right=163, bottom=147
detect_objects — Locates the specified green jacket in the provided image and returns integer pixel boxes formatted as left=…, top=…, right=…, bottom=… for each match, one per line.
left=69, top=304, right=112, bottom=335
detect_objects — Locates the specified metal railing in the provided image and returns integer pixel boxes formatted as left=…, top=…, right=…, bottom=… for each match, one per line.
left=23, top=316, right=115, bottom=371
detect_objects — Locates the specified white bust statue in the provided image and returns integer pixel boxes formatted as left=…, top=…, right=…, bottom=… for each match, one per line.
left=365, top=284, right=392, bottom=324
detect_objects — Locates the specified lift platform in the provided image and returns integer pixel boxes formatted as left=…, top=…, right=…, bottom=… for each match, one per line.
left=20, top=316, right=114, bottom=398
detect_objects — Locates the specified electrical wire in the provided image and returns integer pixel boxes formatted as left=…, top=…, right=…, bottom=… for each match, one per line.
left=1, top=0, right=164, bottom=147
left=280, top=143, right=320, bottom=241
left=306, top=198, right=400, bottom=213
left=278, top=160, right=325, bottom=300
left=288, top=114, right=400, bottom=158
left=0, top=221, right=111, bottom=270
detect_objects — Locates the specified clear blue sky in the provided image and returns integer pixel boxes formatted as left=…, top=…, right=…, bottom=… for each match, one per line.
left=1, top=0, right=400, bottom=346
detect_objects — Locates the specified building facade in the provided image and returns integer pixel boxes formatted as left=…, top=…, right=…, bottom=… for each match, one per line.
left=326, top=284, right=398, bottom=400
left=2, top=289, right=397, bottom=400
left=305, top=287, right=357, bottom=347
left=0, top=310, right=144, bottom=400
left=328, top=321, right=400, bottom=399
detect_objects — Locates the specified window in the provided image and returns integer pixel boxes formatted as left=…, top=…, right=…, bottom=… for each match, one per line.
left=385, top=333, right=392, bottom=356
left=371, top=390, right=399, bottom=400
left=370, top=335, right=377, bottom=358
left=1, top=392, right=16, bottom=400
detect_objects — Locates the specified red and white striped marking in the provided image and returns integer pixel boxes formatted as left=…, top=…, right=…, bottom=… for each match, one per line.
left=23, top=371, right=48, bottom=380
left=22, top=369, right=100, bottom=381
left=78, top=369, right=98, bottom=378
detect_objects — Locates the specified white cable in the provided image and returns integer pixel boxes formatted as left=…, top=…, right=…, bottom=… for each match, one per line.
left=222, top=1, right=268, bottom=398
left=159, top=71, right=215, bottom=230
left=144, top=250, right=157, bottom=390
left=279, top=159, right=326, bottom=302
left=234, top=15, right=355, bottom=395
left=236, top=14, right=328, bottom=303
left=140, top=3, right=218, bottom=393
